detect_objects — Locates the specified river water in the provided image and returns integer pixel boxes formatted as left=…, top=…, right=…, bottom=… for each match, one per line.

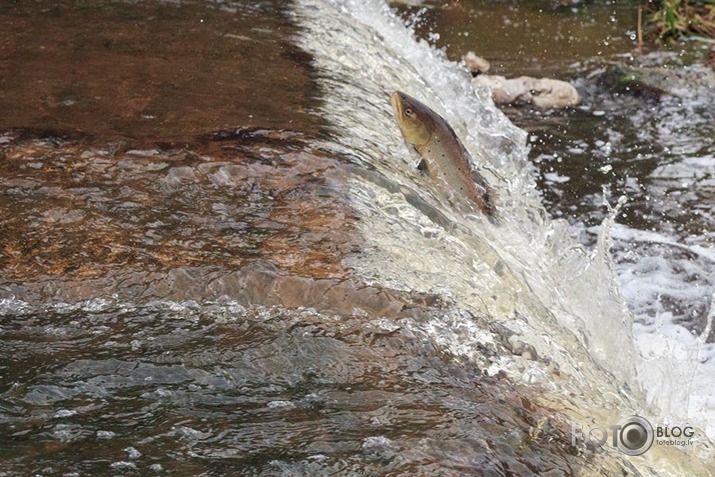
left=1, top=0, right=714, bottom=475
left=394, top=0, right=715, bottom=446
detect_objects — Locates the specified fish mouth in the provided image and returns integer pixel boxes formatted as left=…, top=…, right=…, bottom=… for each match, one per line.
left=390, top=91, right=403, bottom=119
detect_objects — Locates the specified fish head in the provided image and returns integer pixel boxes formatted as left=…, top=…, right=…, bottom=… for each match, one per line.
left=390, top=91, right=434, bottom=147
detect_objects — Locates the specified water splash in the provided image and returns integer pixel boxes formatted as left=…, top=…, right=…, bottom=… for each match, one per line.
left=292, top=0, right=715, bottom=472
left=294, top=0, right=633, bottom=389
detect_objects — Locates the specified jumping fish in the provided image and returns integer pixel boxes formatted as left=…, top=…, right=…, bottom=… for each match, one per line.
left=390, top=90, right=494, bottom=216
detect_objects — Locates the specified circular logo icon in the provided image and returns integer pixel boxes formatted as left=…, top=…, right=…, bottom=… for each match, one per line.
left=616, top=415, right=654, bottom=456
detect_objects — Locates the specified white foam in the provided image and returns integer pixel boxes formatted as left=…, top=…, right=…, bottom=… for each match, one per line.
left=292, top=0, right=715, bottom=471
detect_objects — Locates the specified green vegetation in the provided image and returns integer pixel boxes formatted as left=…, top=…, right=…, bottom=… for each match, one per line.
left=644, top=0, right=715, bottom=42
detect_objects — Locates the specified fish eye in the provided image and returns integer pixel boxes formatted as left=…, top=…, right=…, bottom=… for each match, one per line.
left=404, top=107, right=414, bottom=117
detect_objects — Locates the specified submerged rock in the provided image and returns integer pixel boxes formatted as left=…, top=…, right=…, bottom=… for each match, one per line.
left=473, top=74, right=581, bottom=109
left=0, top=128, right=359, bottom=286
left=595, top=65, right=671, bottom=100
left=594, top=62, right=715, bottom=101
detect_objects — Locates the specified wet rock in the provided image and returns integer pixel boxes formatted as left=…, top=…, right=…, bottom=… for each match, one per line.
left=595, top=62, right=715, bottom=101
left=473, top=75, right=581, bottom=109
left=463, top=51, right=490, bottom=76
left=596, top=65, right=670, bottom=100
left=0, top=130, right=355, bottom=281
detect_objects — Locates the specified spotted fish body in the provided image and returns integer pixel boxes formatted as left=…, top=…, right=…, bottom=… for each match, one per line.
left=390, top=91, right=494, bottom=216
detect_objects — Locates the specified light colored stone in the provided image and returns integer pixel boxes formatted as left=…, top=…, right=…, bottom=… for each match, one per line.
left=463, top=51, right=491, bottom=75
left=473, top=74, right=580, bottom=109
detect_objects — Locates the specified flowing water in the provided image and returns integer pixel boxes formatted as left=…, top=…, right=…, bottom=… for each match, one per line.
left=393, top=0, right=715, bottom=448
left=1, top=0, right=714, bottom=475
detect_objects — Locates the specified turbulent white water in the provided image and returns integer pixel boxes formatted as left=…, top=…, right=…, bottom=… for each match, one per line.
left=293, top=0, right=715, bottom=473
left=571, top=55, right=715, bottom=446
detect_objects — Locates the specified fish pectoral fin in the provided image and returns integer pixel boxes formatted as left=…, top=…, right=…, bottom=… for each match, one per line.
left=403, top=142, right=430, bottom=176
left=416, top=158, right=430, bottom=175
